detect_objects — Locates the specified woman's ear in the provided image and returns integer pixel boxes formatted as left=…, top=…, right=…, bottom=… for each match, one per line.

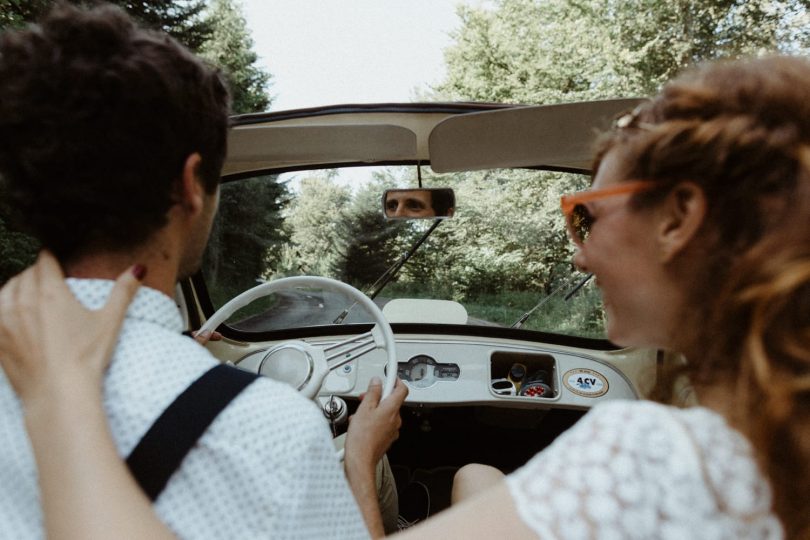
left=657, top=182, right=707, bottom=263
left=177, top=153, right=204, bottom=216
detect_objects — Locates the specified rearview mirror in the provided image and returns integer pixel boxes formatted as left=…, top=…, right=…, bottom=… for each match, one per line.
left=382, top=188, right=455, bottom=219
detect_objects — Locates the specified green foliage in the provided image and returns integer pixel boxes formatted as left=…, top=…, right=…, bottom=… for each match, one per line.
left=203, top=175, right=289, bottom=306
left=0, top=0, right=51, bottom=29
left=108, top=0, right=212, bottom=51
left=0, top=179, right=38, bottom=285
left=464, top=284, right=606, bottom=337
left=439, top=0, right=810, bottom=103
left=0, top=0, right=213, bottom=48
left=0, top=0, right=271, bottom=111
left=200, top=0, right=271, bottom=113
left=280, top=175, right=352, bottom=277
left=0, top=218, right=38, bottom=283
left=380, top=280, right=605, bottom=338
left=331, top=175, right=406, bottom=289
left=391, top=168, right=585, bottom=301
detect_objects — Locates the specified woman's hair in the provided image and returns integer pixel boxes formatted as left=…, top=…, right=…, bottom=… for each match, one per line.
left=595, top=56, right=810, bottom=538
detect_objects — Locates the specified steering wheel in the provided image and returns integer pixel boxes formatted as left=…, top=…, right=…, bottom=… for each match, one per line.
left=197, top=276, right=398, bottom=401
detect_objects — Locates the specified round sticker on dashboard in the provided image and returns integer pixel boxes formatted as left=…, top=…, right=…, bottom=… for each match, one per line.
left=563, top=368, right=608, bottom=397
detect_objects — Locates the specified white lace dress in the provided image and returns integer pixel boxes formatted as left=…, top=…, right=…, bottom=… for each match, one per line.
left=505, top=401, right=783, bottom=540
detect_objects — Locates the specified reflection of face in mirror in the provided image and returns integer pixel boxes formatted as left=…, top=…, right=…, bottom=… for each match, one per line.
left=383, top=188, right=455, bottom=219
left=386, top=190, right=434, bottom=217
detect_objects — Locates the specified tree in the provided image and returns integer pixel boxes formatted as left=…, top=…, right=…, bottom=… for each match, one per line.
left=437, top=0, right=636, bottom=104
left=282, top=175, right=352, bottom=277
left=0, top=180, right=38, bottom=282
left=396, top=169, right=585, bottom=299
left=331, top=174, right=405, bottom=289
left=439, top=0, right=809, bottom=104
left=113, top=0, right=212, bottom=51
left=0, top=0, right=51, bottom=29
left=0, top=0, right=213, bottom=48
left=203, top=175, right=289, bottom=306
left=200, top=0, right=271, bottom=114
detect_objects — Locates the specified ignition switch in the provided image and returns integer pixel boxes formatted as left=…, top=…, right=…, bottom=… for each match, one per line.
left=322, top=395, right=348, bottom=436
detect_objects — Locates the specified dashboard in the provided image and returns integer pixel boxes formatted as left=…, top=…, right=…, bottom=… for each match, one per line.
left=225, top=332, right=652, bottom=410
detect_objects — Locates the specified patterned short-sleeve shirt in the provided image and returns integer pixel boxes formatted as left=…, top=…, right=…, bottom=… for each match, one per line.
left=0, top=279, right=370, bottom=540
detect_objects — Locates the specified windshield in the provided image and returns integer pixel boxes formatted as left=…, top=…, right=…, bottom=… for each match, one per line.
left=201, top=165, right=606, bottom=339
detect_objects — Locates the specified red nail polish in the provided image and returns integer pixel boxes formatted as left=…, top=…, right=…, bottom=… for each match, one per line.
left=132, top=264, right=147, bottom=280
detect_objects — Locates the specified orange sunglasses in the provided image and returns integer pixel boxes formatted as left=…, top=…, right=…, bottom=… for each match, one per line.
left=560, top=181, right=656, bottom=244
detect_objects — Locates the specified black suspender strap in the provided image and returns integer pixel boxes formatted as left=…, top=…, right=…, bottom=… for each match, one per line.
left=126, top=364, right=259, bottom=502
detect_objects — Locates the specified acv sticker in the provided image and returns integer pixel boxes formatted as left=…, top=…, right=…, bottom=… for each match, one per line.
left=563, top=368, right=608, bottom=397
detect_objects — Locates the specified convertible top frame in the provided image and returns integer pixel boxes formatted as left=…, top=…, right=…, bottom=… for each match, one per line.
left=222, top=99, right=644, bottom=178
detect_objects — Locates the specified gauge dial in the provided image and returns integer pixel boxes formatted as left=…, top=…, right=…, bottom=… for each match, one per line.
left=396, top=355, right=459, bottom=388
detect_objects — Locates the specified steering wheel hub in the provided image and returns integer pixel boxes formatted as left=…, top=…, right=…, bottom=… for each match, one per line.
left=258, top=342, right=316, bottom=391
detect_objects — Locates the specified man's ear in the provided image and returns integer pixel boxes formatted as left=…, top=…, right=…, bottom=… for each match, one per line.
left=657, top=181, right=707, bottom=263
left=177, top=153, right=204, bottom=216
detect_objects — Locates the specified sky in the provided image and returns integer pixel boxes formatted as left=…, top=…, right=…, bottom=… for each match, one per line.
left=240, top=0, right=473, bottom=111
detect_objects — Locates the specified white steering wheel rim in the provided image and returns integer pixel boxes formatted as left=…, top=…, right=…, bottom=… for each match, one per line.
left=198, top=276, right=398, bottom=400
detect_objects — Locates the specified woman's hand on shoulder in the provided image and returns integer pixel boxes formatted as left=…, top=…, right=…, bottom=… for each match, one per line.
left=0, top=251, right=144, bottom=405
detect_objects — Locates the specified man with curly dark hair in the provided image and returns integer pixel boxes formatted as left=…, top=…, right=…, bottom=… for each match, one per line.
left=0, top=4, right=403, bottom=539
left=0, top=5, right=228, bottom=269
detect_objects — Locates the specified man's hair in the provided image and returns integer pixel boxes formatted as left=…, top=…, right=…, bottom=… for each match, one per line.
left=430, top=188, right=455, bottom=215
left=0, top=3, right=230, bottom=261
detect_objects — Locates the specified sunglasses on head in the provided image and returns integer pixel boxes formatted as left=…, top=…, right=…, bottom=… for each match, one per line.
left=560, top=181, right=656, bottom=245
left=613, top=103, right=654, bottom=131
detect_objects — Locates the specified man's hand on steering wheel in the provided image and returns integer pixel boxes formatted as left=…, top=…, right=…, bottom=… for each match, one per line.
left=191, top=329, right=222, bottom=346
left=344, top=376, right=409, bottom=472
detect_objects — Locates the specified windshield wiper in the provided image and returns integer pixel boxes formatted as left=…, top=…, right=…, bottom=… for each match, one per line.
left=510, top=273, right=594, bottom=329
left=332, top=219, right=443, bottom=324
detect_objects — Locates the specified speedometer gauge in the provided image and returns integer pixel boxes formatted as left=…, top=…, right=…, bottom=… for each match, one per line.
left=395, top=355, right=460, bottom=388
